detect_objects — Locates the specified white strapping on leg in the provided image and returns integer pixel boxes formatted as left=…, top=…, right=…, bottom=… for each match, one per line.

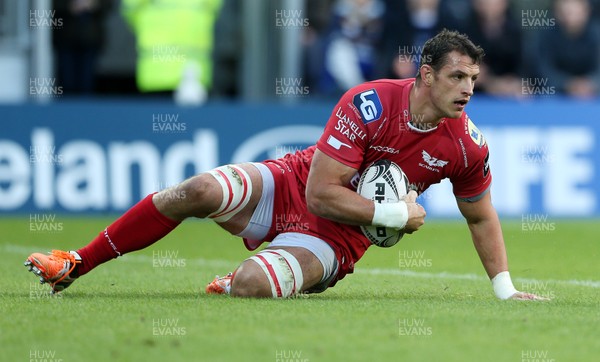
left=248, top=249, right=304, bottom=298
left=207, top=165, right=253, bottom=222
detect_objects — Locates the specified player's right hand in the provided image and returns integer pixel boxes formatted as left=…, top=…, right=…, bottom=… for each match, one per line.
left=402, top=190, right=426, bottom=234
left=509, top=291, right=551, bottom=301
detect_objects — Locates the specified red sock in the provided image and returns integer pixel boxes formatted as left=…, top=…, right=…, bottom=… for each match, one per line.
left=76, top=193, right=181, bottom=276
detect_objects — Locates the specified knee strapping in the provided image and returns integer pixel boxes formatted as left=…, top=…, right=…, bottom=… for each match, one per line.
left=207, top=165, right=252, bottom=222
left=248, top=249, right=304, bottom=298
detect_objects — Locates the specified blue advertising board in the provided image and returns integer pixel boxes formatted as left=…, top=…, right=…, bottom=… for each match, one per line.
left=1, top=98, right=598, bottom=217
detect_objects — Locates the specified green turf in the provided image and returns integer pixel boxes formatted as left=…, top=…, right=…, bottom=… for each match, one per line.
left=1, top=217, right=598, bottom=362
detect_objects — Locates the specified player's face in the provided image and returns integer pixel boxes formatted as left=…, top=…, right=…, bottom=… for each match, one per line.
left=430, top=51, right=479, bottom=119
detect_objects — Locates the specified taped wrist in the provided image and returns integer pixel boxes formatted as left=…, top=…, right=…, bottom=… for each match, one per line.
left=491, top=271, right=518, bottom=300
left=372, top=201, right=408, bottom=230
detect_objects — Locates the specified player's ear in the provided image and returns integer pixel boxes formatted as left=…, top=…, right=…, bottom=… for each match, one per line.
left=419, top=65, right=433, bottom=86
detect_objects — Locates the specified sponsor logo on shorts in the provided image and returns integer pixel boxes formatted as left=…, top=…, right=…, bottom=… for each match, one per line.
left=352, top=89, right=383, bottom=124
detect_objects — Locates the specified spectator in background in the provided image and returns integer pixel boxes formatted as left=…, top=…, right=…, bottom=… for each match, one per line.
left=509, top=0, right=552, bottom=18
left=211, top=0, right=242, bottom=99
left=438, top=0, right=472, bottom=33
left=380, top=0, right=442, bottom=80
left=122, top=0, right=222, bottom=105
left=323, top=0, right=385, bottom=93
left=535, top=0, right=600, bottom=98
left=53, top=0, right=113, bottom=95
left=464, top=0, right=524, bottom=97
left=593, top=0, right=600, bottom=20
left=302, top=0, right=337, bottom=96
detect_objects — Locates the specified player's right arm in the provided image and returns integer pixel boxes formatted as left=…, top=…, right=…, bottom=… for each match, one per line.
left=306, top=149, right=425, bottom=232
left=309, top=84, right=424, bottom=231
left=306, top=149, right=374, bottom=226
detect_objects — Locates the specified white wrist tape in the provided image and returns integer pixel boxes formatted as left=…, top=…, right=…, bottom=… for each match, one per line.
left=491, top=271, right=518, bottom=300
left=372, top=201, right=408, bottom=230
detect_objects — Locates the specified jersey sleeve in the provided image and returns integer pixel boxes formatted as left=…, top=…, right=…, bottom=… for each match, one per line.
left=315, top=88, right=370, bottom=169
left=451, top=127, right=493, bottom=202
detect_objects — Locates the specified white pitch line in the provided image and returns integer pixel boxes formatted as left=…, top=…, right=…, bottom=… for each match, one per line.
left=3, top=243, right=237, bottom=269
left=6, top=244, right=599, bottom=288
left=355, top=268, right=600, bottom=288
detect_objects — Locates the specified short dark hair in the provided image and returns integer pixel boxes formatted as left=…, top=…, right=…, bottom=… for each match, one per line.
left=416, top=29, right=485, bottom=81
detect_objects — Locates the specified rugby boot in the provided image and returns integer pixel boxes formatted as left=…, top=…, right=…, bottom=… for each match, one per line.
left=205, top=272, right=233, bottom=295
left=24, top=250, right=81, bottom=294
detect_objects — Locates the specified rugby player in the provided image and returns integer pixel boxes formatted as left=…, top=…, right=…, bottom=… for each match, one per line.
left=25, top=29, right=547, bottom=301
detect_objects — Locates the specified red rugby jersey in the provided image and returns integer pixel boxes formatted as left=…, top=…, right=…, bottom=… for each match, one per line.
left=251, top=78, right=492, bottom=284
left=315, top=78, right=491, bottom=200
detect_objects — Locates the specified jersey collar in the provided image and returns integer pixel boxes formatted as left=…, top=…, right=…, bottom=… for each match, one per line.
left=402, top=80, right=445, bottom=133
left=407, top=120, right=440, bottom=133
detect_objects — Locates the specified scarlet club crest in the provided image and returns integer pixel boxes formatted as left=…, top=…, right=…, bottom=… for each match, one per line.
left=419, top=150, right=449, bottom=173
left=422, top=150, right=448, bottom=167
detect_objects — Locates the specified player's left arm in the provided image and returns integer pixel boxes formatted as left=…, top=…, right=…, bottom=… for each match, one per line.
left=457, top=192, right=549, bottom=301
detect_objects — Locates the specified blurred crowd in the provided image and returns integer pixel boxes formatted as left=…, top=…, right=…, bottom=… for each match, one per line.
left=52, top=0, right=600, bottom=100
left=303, top=0, right=600, bottom=99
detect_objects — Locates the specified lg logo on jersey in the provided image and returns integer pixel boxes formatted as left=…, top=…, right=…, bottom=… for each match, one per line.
left=353, top=89, right=383, bottom=124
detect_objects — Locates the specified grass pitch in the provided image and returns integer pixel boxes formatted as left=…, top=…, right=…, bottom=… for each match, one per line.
left=1, top=217, right=598, bottom=362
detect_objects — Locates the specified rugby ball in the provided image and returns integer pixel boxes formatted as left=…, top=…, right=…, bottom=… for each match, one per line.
left=357, top=160, right=409, bottom=247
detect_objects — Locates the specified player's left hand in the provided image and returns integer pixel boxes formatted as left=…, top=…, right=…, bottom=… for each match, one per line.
left=509, top=291, right=550, bottom=301
left=402, top=190, right=426, bottom=234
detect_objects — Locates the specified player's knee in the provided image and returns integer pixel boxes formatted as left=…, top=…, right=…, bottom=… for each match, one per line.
left=230, top=263, right=272, bottom=298
left=234, top=250, right=304, bottom=298
left=153, top=174, right=221, bottom=220
left=181, top=174, right=216, bottom=203
left=181, top=174, right=222, bottom=215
